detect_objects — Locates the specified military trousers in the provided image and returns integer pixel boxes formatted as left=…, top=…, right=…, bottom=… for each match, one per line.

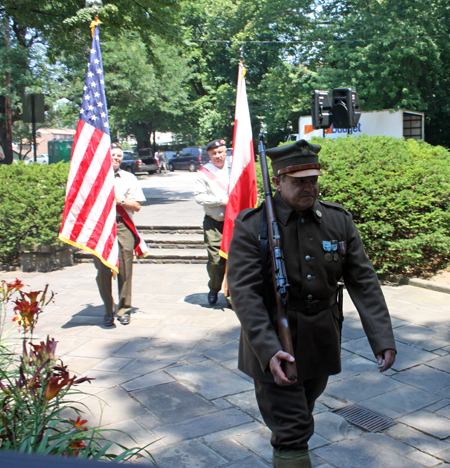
left=203, top=215, right=226, bottom=293
left=94, top=220, right=135, bottom=317
left=254, top=375, right=328, bottom=451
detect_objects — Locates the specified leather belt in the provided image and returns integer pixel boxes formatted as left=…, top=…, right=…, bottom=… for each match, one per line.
left=205, top=214, right=224, bottom=224
left=297, top=294, right=337, bottom=316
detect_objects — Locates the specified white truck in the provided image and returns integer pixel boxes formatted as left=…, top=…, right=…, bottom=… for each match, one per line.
left=287, top=109, right=424, bottom=142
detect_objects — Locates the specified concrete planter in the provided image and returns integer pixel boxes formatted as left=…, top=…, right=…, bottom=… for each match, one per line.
left=19, top=244, right=74, bottom=273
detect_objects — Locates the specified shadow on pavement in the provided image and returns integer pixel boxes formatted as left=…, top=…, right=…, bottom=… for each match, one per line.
left=183, top=293, right=230, bottom=310
left=61, top=305, right=140, bottom=328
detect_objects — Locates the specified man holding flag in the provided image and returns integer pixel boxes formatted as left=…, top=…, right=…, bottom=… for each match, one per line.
left=194, top=62, right=257, bottom=306
left=94, top=142, right=146, bottom=326
left=194, top=139, right=230, bottom=305
left=59, top=23, right=147, bottom=326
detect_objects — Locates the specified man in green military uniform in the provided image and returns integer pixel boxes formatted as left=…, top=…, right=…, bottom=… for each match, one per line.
left=227, top=139, right=396, bottom=468
left=194, top=139, right=230, bottom=305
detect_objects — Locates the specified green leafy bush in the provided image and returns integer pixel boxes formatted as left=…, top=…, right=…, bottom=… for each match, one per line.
left=255, top=136, right=450, bottom=275
left=0, top=163, right=69, bottom=265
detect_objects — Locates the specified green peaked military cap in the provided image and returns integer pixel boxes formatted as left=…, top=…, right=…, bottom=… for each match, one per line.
left=267, top=139, right=323, bottom=178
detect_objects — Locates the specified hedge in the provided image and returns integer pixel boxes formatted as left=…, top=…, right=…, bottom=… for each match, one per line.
left=0, top=162, right=70, bottom=265
left=256, top=135, right=450, bottom=275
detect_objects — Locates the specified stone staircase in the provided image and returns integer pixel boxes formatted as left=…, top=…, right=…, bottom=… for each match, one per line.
left=74, top=225, right=208, bottom=264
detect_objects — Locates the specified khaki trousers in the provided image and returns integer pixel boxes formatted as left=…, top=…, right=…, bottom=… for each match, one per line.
left=203, top=215, right=226, bottom=293
left=254, top=375, right=328, bottom=451
left=94, top=221, right=135, bottom=317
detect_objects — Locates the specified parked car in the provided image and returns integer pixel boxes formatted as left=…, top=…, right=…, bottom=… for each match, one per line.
left=120, top=152, right=140, bottom=174
left=24, top=154, right=49, bottom=165
left=167, top=146, right=209, bottom=172
left=165, top=150, right=178, bottom=172
left=137, top=148, right=159, bottom=174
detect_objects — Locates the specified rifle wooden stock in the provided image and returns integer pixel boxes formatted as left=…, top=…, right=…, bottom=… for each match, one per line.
left=258, top=135, right=297, bottom=382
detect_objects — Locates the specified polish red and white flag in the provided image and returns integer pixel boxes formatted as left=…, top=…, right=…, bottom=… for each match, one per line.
left=219, top=62, right=257, bottom=259
left=59, top=26, right=119, bottom=272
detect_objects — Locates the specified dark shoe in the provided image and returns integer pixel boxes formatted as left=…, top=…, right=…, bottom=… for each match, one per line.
left=118, top=315, right=130, bottom=325
left=104, top=314, right=115, bottom=326
left=207, top=291, right=218, bottom=305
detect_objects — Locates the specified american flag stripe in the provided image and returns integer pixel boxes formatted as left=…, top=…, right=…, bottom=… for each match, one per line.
left=102, top=226, right=118, bottom=264
left=59, top=26, right=119, bottom=272
left=86, top=188, right=116, bottom=250
left=94, top=203, right=117, bottom=256
left=70, top=142, right=113, bottom=240
left=65, top=122, right=98, bottom=204
left=64, top=142, right=109, bottom=239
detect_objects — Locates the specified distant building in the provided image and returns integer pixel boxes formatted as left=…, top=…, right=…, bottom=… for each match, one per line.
left=13, top=128, right=76, bottom=157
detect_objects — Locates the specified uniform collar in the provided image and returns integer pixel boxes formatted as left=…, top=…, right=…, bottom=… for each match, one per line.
left=274, top=191, right=322, bottom=225
left=114, top=169, right=122, bottom=178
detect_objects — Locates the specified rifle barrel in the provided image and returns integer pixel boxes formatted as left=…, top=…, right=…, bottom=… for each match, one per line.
left=258, top=135, right=297, bottom=382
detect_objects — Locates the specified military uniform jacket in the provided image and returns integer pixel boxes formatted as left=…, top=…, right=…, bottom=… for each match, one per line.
left=227, top=191, right=396, bottom=382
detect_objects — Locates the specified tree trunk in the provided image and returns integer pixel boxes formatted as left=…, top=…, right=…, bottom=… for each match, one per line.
left=4, top=16, right=13, bottom=165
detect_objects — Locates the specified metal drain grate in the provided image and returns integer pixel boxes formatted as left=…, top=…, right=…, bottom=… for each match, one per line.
left=333, top=404, right=396, bottom=432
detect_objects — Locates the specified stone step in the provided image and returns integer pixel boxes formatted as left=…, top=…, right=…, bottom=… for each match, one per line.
left=143, top=233, right=204, bottom=249
left=137, top=225, right=203, bottom=235
left=74, top=248, right=208, bottom=264
left=73, top=225, right=208, bottom=264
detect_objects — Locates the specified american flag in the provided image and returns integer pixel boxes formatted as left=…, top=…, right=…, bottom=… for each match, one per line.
left=59, top=26, right=119, bottom=272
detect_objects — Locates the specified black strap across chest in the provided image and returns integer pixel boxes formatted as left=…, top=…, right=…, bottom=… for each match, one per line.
left=259, top=202, right=273, bottom=308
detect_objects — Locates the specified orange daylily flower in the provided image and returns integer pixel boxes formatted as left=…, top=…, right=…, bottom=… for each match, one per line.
left=44, top=374, right=71, bottom=401
left=44, top=365, right=94, bottom=401
left=70, top=440, right=86, bottom=448
left=13, top=299, right=40, bottom=331
left=20, top=290, right=42, bottom=304
left=27, top=373, right=42, bottom=391
left=64, top=439, right=86, bottom=457
left=1, top=278, right=24, bottom=302
left=5, top=279, right=24, bottom=294
left=70, top=416, right=88, bottom=430
left=29, top=336, right=58, bottom=365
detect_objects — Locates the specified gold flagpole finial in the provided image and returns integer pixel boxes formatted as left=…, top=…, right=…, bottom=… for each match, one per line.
left=239, top=60, right=246, bottom=78
left=90, top=14, right=102, bottom=37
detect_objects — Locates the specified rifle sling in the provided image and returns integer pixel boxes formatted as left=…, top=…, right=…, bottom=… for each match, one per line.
left=259, top=201, right=273, bottom=309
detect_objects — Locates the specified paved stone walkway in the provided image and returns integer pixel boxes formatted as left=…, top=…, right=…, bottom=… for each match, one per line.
left=2, top=172, right=450, bottom=467
left=2, top=262, right=450, bottom=467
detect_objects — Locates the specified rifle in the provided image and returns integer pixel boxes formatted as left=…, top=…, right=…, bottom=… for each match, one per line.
left=258, top=134, right=297, bottom=382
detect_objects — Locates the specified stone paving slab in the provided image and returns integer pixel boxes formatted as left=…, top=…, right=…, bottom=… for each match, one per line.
left=314, top=438, right=426, bottom=468
left=367, top=384, right=441, bottom=416
left=325, top=370, right=404, bottom=403
left=392, top=364, right=450, bottom=394
left=150, top=439, right=227, bottom=468
left=152, top=408, right=253, bottom=444
left=385, top=423, right=450, bottom=457
left=342, top=336, right=439, bottom=371
left=165, top=360, right=254, bottom=400
left=314, top=412, right=362, bottom=443
left=233, top=428, right=273, bottom=462
left=398, top=410, right=450, bottom=440
left=131, top=381, right=218, bottom=424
